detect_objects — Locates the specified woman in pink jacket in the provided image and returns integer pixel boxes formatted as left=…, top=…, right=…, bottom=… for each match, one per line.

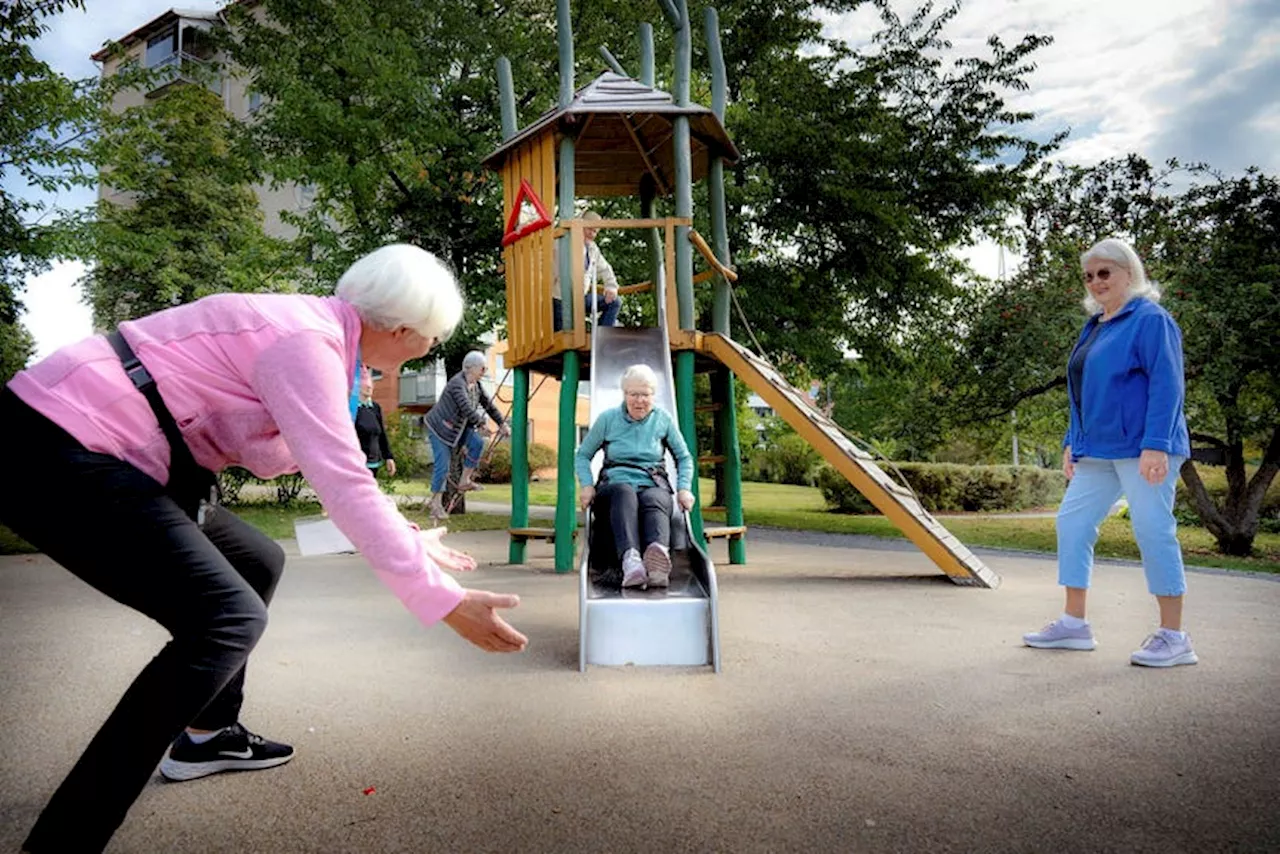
left=0, top=244, right=527, bottom=854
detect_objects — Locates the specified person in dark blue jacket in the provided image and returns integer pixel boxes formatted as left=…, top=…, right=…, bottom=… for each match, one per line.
left=1023, top=238, right=1196, bottom=667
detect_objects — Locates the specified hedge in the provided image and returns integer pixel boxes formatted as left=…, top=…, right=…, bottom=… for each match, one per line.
left=477, top=442, right=558, bottom=483
left=817, top=462, right=1067, bottom=514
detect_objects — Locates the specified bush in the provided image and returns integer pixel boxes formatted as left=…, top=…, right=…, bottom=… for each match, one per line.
left=478, top=442, right=557, bottom=483
left=746, top=433, right=822, bottom=485
left=217, top=466, right=257, bottom=505
left=817, top=462, right=1067, bottom=514
left=385, top=414, right=430, bottom=480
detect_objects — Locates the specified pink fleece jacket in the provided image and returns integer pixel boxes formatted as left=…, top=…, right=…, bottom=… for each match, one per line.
left=7, top=293, right=465, bottom=626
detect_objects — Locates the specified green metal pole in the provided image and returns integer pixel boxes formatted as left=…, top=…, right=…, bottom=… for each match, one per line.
left=557, top=0, right=574, bottom=108
left=497, top=57, right=517, bottom=139
left=677, top=351, right=703, bottom=542
left=554, top=0, right=578, bottom=572
left=509, top=367, right=530, bottom=563
left=640, top=178, right=662, bottom=318
left=639, top=23, right=654, bottom=87
left=555, top=352, right=580, bottom=571
left=598, top=45, right=626, bottom=77
left=705, top=7, right=744, bottom=563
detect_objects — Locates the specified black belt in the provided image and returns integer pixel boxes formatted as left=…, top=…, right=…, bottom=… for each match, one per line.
left=107, top=330, right=218, bottom=522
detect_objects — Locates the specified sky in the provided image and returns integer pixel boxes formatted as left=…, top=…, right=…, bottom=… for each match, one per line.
left=10, top=0, right=1280, bottom=360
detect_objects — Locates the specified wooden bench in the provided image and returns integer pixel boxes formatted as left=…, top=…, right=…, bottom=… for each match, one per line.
left=702, top=525, right=747, bottom=542
left=508, top=527, right=566, bottom=543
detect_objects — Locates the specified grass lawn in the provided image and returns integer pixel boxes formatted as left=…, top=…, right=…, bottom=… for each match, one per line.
left=400, top=476, right=1280, bottom=574
left=4, top=478, right=1276, bottom=575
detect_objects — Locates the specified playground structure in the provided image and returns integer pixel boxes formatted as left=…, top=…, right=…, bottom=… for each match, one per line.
left=484, top=0, right=999, bottom=666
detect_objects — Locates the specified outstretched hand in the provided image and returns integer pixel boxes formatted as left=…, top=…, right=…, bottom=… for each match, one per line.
left=421, top=526, right=477, bottom=573
left=443, top=590, right=528, bottom=652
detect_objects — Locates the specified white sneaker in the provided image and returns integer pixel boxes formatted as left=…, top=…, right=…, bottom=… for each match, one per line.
left=1130, top=630, right=1198, bottom=667
left=621, top=549, right=647, bottom=588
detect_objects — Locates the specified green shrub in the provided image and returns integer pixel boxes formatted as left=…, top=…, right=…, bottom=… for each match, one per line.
left=385, top=414, right=430, bottom=480
left=478, top=442, right=557, bottom=483
left=746, top=433, right=821, bottom=485
left=217, top=466, right=258, bottom=505
left=817, top=462, right=1067, bottom=514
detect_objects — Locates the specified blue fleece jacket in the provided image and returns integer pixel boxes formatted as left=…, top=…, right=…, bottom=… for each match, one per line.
left=575, top=404, right=693, bottom=490
left=1063, top=297, right=1190, bottom=460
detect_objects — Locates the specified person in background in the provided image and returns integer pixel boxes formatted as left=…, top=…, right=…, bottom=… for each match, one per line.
left=575, top=364, right=694, bottom=589
left=553, top=209, right=621, bottom=331
left=1023, top=237, right=1195, bottom=667
left=354, top=365, right=397, bottom=479
left=425, top=350, right=510, bottom=520
left=0, top=244, right=527, bottom=854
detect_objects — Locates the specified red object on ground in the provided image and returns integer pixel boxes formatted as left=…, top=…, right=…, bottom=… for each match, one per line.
left=363, top=787, right=376, bottom=796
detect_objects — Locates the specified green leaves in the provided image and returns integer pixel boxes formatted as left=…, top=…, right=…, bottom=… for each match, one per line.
left=79, top=84, right=298, bottom=327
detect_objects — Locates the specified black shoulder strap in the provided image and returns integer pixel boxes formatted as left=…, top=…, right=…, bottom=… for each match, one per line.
left=108, top=330, right=217, bottom=512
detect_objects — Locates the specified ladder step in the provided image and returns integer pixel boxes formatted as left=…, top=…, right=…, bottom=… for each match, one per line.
left=698, top=454, right=727, bottom=464
left=703, top=505, right=727, bottom=513
left=695, top=403, right=724, bottom=413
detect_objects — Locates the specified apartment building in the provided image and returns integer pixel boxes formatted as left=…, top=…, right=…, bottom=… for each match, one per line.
left=94, top=3, right=590, bottom=449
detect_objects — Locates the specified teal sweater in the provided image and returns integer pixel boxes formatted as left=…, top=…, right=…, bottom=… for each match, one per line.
left=575, top=405, right=693, bottom=490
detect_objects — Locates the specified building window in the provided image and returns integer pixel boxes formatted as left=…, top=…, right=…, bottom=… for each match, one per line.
left=248, top=91, right=263, bottom=114
left=146, top=29, right=177, bottom=68
left=577, top=425, right=589, bottom=444
left=526, top=419, right=534, bottom=445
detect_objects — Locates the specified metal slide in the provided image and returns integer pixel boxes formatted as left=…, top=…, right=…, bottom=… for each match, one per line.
left=700, top=333, right=1001, bottom=588
left=577, top=285, right=721, bottom=671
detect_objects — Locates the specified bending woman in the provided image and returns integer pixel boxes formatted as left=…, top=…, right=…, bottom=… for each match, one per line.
left=0, top=244, right=527, bottom=854
left=575, top=364, right=695, bottom=589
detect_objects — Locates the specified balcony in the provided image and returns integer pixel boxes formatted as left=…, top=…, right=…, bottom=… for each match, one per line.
left=146, top=51, right=222, bottom=98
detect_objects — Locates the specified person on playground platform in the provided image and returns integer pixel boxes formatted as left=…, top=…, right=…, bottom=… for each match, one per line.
left=1023, top=237, right=1196, bottom=667
left=0, top=244, right=528, bottom=854
left=575, top=364, right=695, bottom=589
left=552, top=209, right=622, bottom=330
left=425, top=350, right=510, bottom=520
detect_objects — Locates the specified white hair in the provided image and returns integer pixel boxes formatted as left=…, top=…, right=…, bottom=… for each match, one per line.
left=335, top=244, right=463, bottom=341
left=620, top=364, right=658, bottom=393
left=462, top=350, right=487, bottom=373
left=1080, top=238, right=1161, bottom=315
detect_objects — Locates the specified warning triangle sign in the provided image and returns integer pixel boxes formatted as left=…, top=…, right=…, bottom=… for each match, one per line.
left=502, top=179, right=553, bottom=247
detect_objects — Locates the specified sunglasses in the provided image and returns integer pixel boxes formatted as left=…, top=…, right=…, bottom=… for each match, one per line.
left=1083, top=268, right=1118, bottom=284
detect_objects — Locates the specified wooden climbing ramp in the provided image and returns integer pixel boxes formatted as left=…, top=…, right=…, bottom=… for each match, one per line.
left=698, top=333, right=1001, bottom=588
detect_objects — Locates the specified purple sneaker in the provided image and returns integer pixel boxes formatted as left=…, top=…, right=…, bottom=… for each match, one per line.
left=1130, top=630, right=1198, bottom=667
left=1023, top=619, right=1096, bottom=651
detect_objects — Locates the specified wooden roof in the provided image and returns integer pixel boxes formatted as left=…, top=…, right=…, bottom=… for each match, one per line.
left=482, top=72, right=739, bottom=198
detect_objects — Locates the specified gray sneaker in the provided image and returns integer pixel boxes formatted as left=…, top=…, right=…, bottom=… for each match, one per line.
left=643, top=542, right=672, bottom=588
left=1130, top=630, right=1198, bottom=667
left=1023, top=619, right=1097, bottom=651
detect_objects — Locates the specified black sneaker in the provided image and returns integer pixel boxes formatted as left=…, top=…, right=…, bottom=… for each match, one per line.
left=159, top=723, right=295, bottom=782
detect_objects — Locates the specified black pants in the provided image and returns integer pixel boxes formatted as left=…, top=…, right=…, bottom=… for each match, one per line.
left=594, top=481, right=672, bottom=560
left=0, top=388, right=285, bottom=854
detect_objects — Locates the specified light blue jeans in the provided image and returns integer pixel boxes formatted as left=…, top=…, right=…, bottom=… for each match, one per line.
left=428, top=429, right=485, bottom=493
left=1056, top=456, right=1187, bottom=596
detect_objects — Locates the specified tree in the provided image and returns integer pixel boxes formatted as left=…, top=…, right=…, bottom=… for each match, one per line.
left=221, top=0, right=557, bottom=370
left=945, top=157, right=1279, bottom=555
left=78, top=84, right=297, bottom=326
left=1161, top=170, right=1279, bottom=555
left=0, top=0, right=96, bottom=379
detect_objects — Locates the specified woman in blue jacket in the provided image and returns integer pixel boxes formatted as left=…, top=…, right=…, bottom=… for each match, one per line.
left=1024, top=238, right=1196, bottom=667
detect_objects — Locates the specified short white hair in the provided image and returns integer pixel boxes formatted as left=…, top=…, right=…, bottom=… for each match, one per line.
left=1080, top=238, right=1161, bottom=315
left=336, top=244, right=463, bottom=341
left=462, top=350, right=487, bottom=373
left=620, top=364, right=658, bottom=393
